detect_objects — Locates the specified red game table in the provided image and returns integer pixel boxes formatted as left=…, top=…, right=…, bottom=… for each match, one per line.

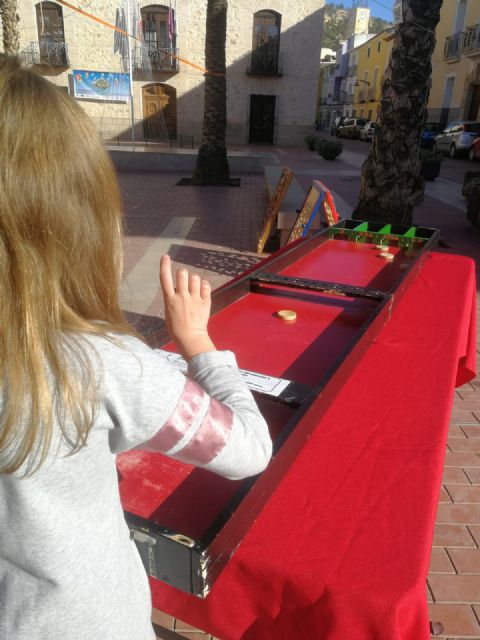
left=146, top=251, right=476, bottom=640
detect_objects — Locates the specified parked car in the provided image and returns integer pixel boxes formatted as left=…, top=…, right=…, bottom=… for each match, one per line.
left=330, top=116, right=346, bottom=136
left=469, top=136, right=480, bottom=162
left=359, top=121, right=376, bottom=141
left=433, top=120, right=480, bottom=158
left=420, top=122, right=444, bottom=149
left=336, top=117, right=368, bottom=139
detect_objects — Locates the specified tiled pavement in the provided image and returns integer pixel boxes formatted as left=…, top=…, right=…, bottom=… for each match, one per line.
left=117, top=144, right=480, bottom=640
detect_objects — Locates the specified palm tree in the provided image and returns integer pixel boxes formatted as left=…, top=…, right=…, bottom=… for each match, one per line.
left=0, top=0, right=20, bottom=54
left=192, top=0, right=230, bottom=186
left=352, top=0, right=443, bottom=225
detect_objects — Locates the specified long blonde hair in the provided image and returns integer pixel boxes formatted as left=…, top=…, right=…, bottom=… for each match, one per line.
left=0, top=56, right=137, bottom=474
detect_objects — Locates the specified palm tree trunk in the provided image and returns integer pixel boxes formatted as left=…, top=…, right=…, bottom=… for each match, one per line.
left=352, top=0, right=443, bottom=225
left=192, top=0, right=230, bottom=186
left=0, top=0, right=20, bottom=55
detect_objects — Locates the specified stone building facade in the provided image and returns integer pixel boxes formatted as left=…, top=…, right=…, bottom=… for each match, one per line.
left=5, top=0, right=324, bottom=146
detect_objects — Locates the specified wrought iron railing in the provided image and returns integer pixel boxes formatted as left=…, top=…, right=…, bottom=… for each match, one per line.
left=22, top=41, right=69, bottom=67
left=247, top=49, right=283, bottom=76
left=444, top=31, right=463, bottom=59
left=463, top=24, right=480, bottom=54
left=333, top=90, right=350, bottom=104
left=132, top=46, right=179, bottom=73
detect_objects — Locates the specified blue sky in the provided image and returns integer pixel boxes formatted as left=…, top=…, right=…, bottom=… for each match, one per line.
left=327, top=0, right=394, bottom=22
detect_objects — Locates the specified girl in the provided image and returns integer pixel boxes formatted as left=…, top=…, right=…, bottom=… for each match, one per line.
left=0, top=56, right=272, bottom=639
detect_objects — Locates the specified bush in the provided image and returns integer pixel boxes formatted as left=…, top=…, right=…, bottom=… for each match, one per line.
left=463, top=177, right=480, bottom=230
left=420, top=149, right=443, bottom=180
left=316, top=138, right=343, bottom=161
left=420, top=148, right=444, bottom=165
left=304, top=134, right=318, bottom=151
left=462, top=170, right=480, bottom=197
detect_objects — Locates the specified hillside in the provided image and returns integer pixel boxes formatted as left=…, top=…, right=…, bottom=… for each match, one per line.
left=322, top=3, right=392, bottom=49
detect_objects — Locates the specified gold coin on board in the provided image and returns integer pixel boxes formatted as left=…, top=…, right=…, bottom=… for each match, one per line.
left=379, top=252, right=394, bottom=261
left=277, top=309, right=297, bottom=322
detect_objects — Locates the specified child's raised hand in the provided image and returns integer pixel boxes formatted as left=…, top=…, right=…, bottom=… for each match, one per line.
left=159, top=255, right=216, bottom=361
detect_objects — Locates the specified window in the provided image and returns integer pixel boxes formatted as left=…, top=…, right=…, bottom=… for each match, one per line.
left=140, top=5, right=177, bottom=71
left=453, top=0, right=467, bottom=33
left=142, top=5, right=175, bottom=50
left=35, top=2, right=68, bottom=66
left=377, top=41, right=381, bottom=52
left=251, top=10, right=281, bottom=74
left=367, top=47, right=371, bottom=58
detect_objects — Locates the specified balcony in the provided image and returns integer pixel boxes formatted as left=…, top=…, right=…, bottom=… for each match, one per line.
left=132, top=46, right=179, bottom=73
left=247, top=49, right=283, bottom=76
left=463, top=24, right=480, bottom=55
left=444, top=31, right=463, bottom=60
left=22, top=41, right=69, bottom=67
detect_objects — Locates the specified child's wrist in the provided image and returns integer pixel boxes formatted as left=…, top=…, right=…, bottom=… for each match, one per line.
left=179, top=335, right=216, bottom=361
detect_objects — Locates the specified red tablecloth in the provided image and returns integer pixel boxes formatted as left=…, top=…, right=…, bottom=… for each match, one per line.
left=150, top=253, right=477, bottom=640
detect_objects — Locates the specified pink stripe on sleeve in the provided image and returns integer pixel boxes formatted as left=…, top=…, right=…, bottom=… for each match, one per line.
left=141, top=379, right=206, bottom=452
left=175, top=397, right=234, bottom=465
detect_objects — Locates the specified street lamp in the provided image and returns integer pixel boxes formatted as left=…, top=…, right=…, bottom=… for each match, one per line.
left=354, top=79, right=370, bottom=87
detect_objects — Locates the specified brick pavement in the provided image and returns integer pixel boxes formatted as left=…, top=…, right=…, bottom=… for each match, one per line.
left=117, top=144, right=480, bottom=640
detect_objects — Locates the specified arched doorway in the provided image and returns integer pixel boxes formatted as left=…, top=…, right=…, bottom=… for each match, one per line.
left=142, top=83, right=177, bottom=141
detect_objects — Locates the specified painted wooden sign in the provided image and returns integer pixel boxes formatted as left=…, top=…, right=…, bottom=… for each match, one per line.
left=256, top=167, right=293, bottom=254
left=288, top=180, right=339, bottom=244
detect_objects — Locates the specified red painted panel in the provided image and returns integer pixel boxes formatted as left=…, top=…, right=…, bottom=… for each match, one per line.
left=280, top=239, right=421, bottom=292
left=207, top=290, right=374, bottom=384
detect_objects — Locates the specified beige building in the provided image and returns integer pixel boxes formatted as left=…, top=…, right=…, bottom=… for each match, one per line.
left=6, top=0, right=324, bottom=145
left=428, top=0, right=480, bottom=123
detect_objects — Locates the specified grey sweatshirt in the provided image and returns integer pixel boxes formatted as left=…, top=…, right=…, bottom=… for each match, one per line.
left=0, top=334, right=272, bottom=640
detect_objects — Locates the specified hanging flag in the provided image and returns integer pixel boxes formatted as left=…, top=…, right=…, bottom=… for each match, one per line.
left=113, top=5, right=128, bottom=70
left=130, top=0, right=142, bottom=41
left=167, top=0, right=174, bottom=42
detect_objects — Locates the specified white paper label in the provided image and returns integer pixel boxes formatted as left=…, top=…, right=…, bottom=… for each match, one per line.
left=155, top=350, right=290, bottom=398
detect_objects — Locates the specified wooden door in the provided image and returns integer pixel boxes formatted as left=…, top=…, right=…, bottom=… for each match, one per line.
left=249, top=95, right=276, bottom=144
left=142, top=83, right=177, bottom=141
left=468, top=84, right=480, bottom=121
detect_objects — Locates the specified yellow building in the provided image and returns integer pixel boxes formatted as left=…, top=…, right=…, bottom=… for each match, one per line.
left=352, top=28, right=395, bottom=122
left=427, top=0, right=480, bottom=124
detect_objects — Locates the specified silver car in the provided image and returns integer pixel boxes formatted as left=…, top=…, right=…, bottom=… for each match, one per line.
left=359, top=121, right=376, bottom=141
left=433, top=120, right=480, bottom=158
left=336, top=117, right=367, bottom=139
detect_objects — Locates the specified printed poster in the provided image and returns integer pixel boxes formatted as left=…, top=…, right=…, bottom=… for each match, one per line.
left=72, top=70, right=130, bottom=102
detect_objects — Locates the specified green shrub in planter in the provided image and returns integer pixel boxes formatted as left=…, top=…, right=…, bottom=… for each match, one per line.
left=317, top=139, right=343, bottom=161
left=462, top=170, right=480, bottom=197
left=463, top=176, right=480, bottom=230
left=420, top=149, right=443, bottom=181
left=304, top=134, right=318, bottom=151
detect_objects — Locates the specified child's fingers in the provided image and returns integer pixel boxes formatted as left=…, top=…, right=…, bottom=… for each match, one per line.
left=200, top=279, right=211, bottom=302
left=176, top=267, right=189, bottom=293
left=189, top=273, right=201, bottom=296
left=159, top=255, right=175, bottom=297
